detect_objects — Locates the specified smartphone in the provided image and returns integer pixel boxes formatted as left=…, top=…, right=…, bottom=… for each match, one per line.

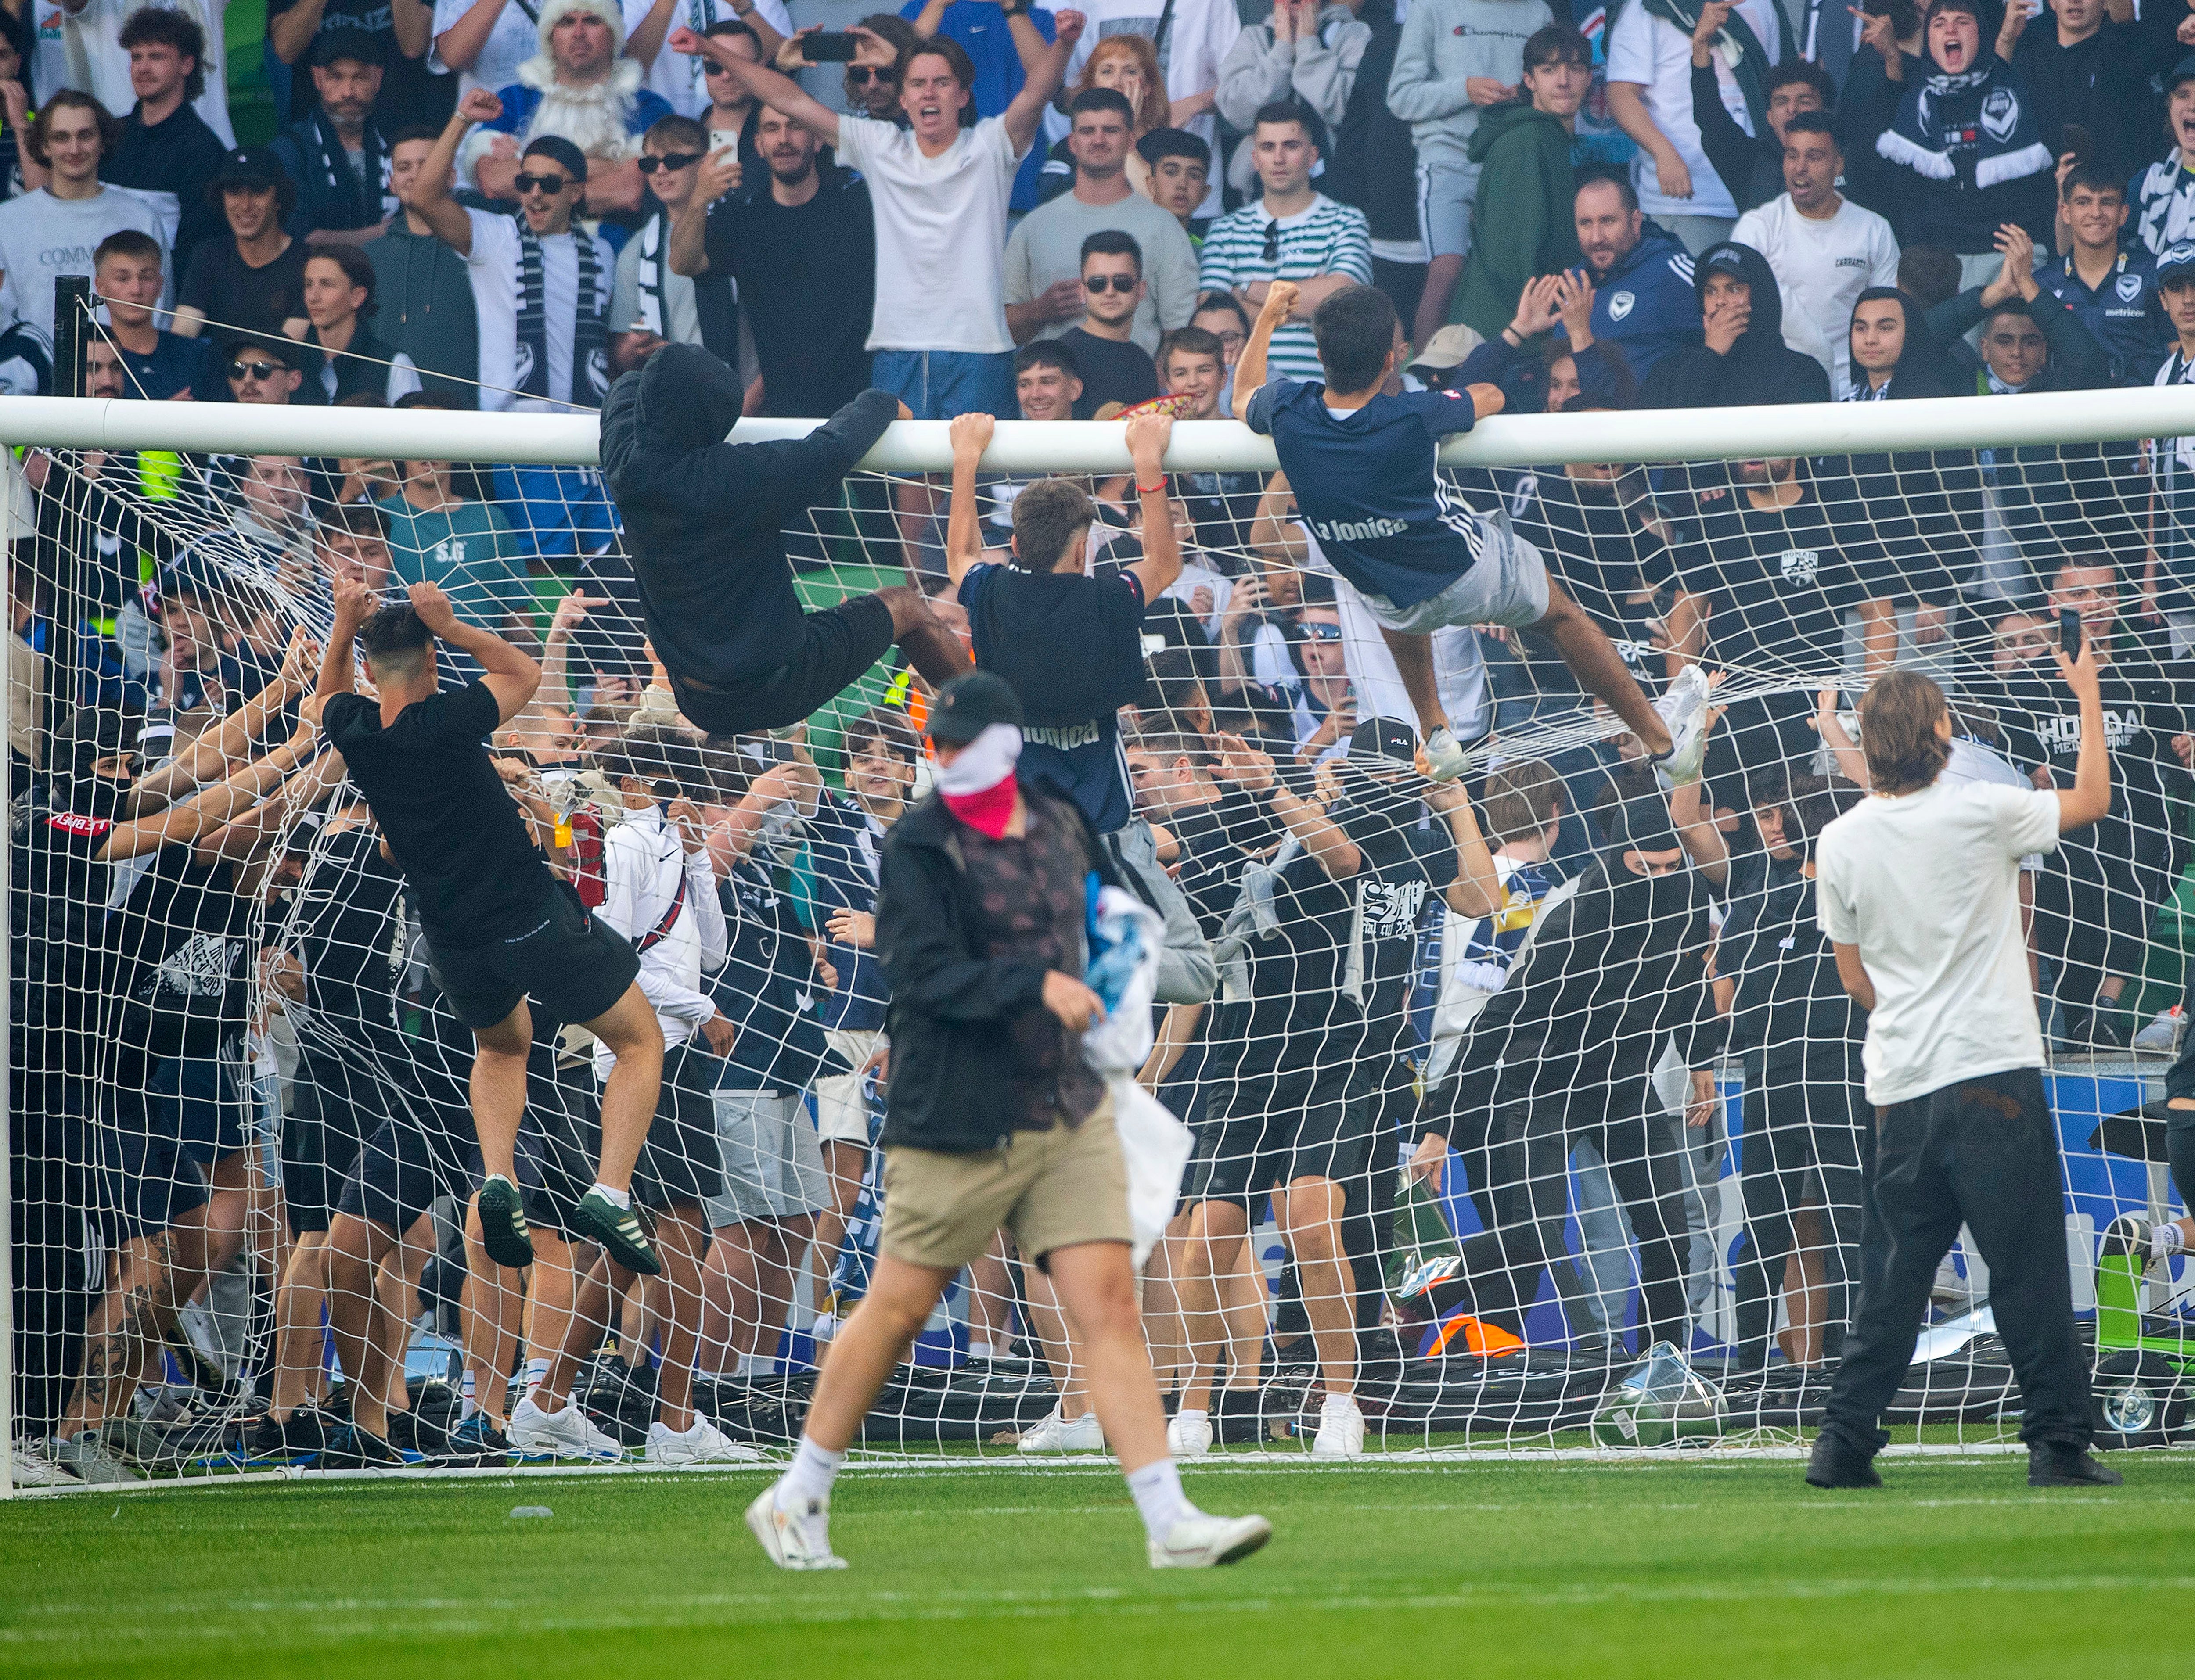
left=806, top=31, right=859, bottom=61
left=2060, top=122, right=2092, bottom=165
left=2059, top=607, right=2083, bottom=662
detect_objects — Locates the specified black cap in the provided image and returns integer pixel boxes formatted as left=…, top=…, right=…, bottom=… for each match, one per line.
left=311, top=25, right=386, bottom=67
left=210, top=146, right=286, bottom=191
left=926, top=671, right=1023, bottom=745
left=2171, top=52, right=2195, bottom=93
left=1348, top=716, right=1418, bottom=767
left=217, top=332, right=306, bottom=372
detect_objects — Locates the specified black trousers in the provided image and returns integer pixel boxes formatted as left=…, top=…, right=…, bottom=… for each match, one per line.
left=1820, top=1067, right=2091, bottom=1454
left=1731, top=1052, right=1869, bottom=1369
left=1447, top=1066, right=1691, bottom=1355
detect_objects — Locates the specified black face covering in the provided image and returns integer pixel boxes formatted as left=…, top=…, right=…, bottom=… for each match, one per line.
left=61, top=761, right=133, bottom=828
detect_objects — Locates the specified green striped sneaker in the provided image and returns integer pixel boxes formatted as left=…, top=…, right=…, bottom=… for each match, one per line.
left=476, top=1174, right=535, bottom=1269
left=572, top=1189, right=660, bottom=1276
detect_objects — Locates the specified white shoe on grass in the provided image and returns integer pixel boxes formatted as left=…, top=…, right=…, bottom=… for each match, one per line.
left=1310, top=1394, right=1365, bottom=1458
left=746, top=1482, right=848, bottom=1570
left=1167, top=1408, right=1213, bottom=1457
left=1018, top=1407, right=1104, bottom=1453
left=1149, top=1511, right=1272, bottom=1569
left=646, top=1416, right=762, bottom=1466
left=507, top=1394, right=623, bottom=1463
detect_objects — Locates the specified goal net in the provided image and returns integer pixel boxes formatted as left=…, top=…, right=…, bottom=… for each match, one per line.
left=5, top=324, right=2192, bottom=1490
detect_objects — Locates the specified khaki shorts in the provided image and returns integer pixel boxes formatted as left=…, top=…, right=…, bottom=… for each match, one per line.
left=880, top=1093, right=1129, bottom=1273
left=814, top=1027, right=885, bottom=1145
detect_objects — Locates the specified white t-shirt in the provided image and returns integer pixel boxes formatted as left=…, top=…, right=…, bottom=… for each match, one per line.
left=1047, top=0, right=1239, bottom=219
left=40, top=0, right=236, bottom=147
left=1943, top=736, right=2042, bottom=872
left=1731, top=194, right=1900, bottom=395
left=431, top=0, right=542, bottom=98
left=835, top=113, right=1023, bottom=355
left=631, top=0, right=794, bottom=117
left=0, top=187, right=168, bottom=346
left=1605, top=0, right=1780, bottom=222
left=461, top=207, right=612, bottom=411
left=1815, top=779, right=2062, bottom=1106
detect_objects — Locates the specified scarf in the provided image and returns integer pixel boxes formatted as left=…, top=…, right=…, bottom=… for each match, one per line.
left=1634, top=0, right=1792, bottom=140
left=1878, top=51, right=2051, bottom=193
left=936, top=724, right=1023, bottom=840
left=634, top=207, right=670, bottom=337
left=299, top=109, right=394, bottom=226
left=514, top=215, right=608, bottom=407
left=2154, top=348, right=2195, bottom=507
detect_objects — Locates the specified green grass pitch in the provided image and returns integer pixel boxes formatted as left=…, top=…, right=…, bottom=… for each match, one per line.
left=2, top=1455, right=2189, bottom=1678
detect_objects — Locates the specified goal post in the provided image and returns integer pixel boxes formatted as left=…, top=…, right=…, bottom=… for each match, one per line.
left=2, top=374, right=2189, bottom=1486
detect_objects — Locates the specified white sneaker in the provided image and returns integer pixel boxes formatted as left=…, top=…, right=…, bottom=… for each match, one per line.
left=1651, top=664, right=1711, bottom=786
left=507, top=1394, right=624, bottom=1463
left=2135, top=1005, right=2183, bottom=1053
left=1017, top=1407, right=1104, bottom=1453
left=1421, top=725, right=1469, bottom=783
left=746, top=1481, right=848, bottom=1570
left=8, top=1441, right=78, bottom=1486
left=1166, top=1408, right=1213, bottom=1457
left=1149, top=1511, right=1273, bottom=1569
left=1310, top=1394, right=1365, bottom=1458
left=645, top=1416, right=763, bottom=1466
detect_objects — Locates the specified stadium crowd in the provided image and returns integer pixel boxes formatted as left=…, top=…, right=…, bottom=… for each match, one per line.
left=8, top=0, right=2195, bottom=1481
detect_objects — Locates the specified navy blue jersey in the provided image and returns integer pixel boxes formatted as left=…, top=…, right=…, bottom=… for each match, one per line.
left=804, top=791, right=889, bottom=1034
left=1245, top=378, right=1487, bottom=610
left=2037, top=249, right=2170, bottom=385
left=961, top=560, right=1147, bottom=835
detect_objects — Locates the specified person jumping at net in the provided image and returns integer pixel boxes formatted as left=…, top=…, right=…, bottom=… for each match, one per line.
left=311, top=576, right=667, bottom=1279
left=1234, top=278, right=1706, bottom=783
left=599, top=341, right=972, bottom=735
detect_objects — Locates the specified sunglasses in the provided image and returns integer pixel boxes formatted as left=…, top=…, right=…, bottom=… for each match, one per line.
left=847, top=64, right=897, bottom=84
left=230, top=359, right=283, bottom=380
left=1083, top=273, right=1138, bottom=294
left=513, top=171, right=574, bottom=195
left=1262, top=219, right=1283, bottom=263
left=637, top=152, right=703, bottom=173
left=1297, top=621, right=1343, bottom=642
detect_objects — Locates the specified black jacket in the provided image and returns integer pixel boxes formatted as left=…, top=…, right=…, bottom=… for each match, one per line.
left=1642, top=241, right=1833, bottom=410
left=1689, top=61, right=1781, bottom=215
left=1324, top=0, right=1418, bottom=246
left=1727, top=873, right=1864, bottom=1066
left=875, top=785, right=1122, bottom=1155
left=599, top=342, right=897, bottom=690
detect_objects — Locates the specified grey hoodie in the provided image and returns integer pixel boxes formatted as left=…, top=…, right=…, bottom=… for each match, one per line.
left=1385, top=0, right=1551, bottom=168
left=1215, top=3, right=1372, bottom=194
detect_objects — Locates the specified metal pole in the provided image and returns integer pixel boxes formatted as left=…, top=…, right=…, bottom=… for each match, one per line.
left=0, top=447, right=21, bottom=1495
left=46, top=277, right=89, bottom=749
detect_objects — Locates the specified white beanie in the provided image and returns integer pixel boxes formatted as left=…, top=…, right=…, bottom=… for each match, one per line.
left=533, top=0, right=625, bottom=59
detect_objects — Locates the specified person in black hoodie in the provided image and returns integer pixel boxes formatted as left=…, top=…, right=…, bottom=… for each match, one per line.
left=598, top=342, right=971, bottom=736
left=1725, top=777, right=1869, bottom=1375
left=1824, top=287, right=1977, bottom=657
left=1319, top=0, right=1425, bottom=330
left=742, top=671, right=1274, bottom=1574
left=1642, top=240, right=1833, bottom=410
left=1404, top=775, right=1724, bottom=1357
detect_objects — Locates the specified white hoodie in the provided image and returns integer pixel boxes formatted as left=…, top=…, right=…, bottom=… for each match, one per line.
left=592, top=804, right=727, bottom=1078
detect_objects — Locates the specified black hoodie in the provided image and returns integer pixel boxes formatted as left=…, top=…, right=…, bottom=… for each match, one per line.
left=1641, top=241, right=1834, bottom=411
left=598, top=342, right=899, bottom=691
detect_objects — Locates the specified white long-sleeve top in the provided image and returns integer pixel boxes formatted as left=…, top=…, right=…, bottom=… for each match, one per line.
left=592, top=804, right=727, bottom=1078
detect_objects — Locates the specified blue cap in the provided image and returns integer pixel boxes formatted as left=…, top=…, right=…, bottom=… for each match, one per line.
left=2158, top=242, right=2195, bottom=288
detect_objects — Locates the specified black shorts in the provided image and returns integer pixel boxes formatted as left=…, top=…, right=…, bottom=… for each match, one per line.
left=427, top=887, right=641, bottom=1033
left=1186, top=1060, right=1367, bottom=1211
left=337, top=1110, right=482, bottom=1238
left=667, top=596, right=896, bottom=735
left=92, top=1099, right=212, bottom=1245
left=521, top=1042, right=724, bottom=1228
left=151, top=1049, right=248, bottom=1168
left=282, top=1052, right=379, bottom=1237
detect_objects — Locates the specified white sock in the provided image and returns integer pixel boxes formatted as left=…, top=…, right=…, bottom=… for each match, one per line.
left=1174, top=1406, right=1208, bottom=1424
left=523, top=1357, right=549, bottom=1397
left=460, top=1372, right=478, bottom=1421
left=738, top=1352, right=776, bottom=1378
left=1322, top=1393, right=1357, bottom=1414
left=777, top=1436, right=846, bottom=1511
left=588, top=1181, right=632, bottom=1211
left=968, top=1340, right=998, bottom=1360
left=1126, top=1458, right=1195, bottom=1540
left=2158, top=1224, right=2188, bottom=1261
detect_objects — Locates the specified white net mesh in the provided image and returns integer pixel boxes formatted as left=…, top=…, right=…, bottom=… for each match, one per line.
left=6, top=308, right=2192, bottom=1489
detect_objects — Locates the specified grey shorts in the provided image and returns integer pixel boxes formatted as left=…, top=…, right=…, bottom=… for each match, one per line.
left=813, top=1027, right=884, bottom=1145
left=703, top=1089, right=828, bottom=1228
left=1415, top=156, right=1479, bottom=261
left=1364, top=523, right=1550, bottom=635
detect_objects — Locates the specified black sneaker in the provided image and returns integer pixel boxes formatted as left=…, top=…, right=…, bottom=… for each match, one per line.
left=2088, top=1010, right=2131, bottom=1052
left=321, top=1422, right=414, bottom=1468
left=572, top=1188, right=661, bottom=1275
left=476, top=1174, right=535, bottom=1269
left=440, top=1412, right=513, bottom=1466
left=1804, top=1432, right=1882, bottom=1489
left=2028, top=1443, right=2123, bottom=1486
left=386, top=1408, right=452, bottom=1457
left=245, top=1409, right=330, bottom=1464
